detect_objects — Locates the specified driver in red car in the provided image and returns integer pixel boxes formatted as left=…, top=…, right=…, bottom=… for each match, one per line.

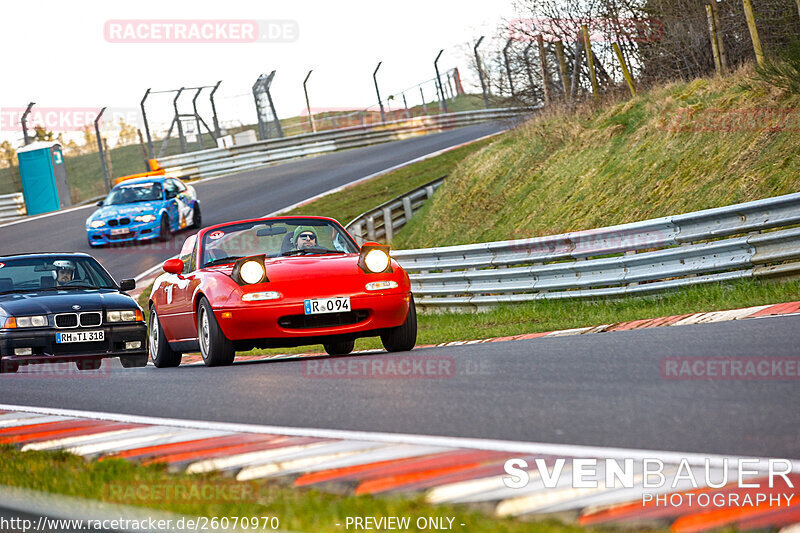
left=292, top=226, right=318, bottom=250
left=54, top=260, right=76, bottom=286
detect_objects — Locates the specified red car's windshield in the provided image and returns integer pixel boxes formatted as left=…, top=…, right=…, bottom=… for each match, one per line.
left=200, top=218, right=359, bottom=267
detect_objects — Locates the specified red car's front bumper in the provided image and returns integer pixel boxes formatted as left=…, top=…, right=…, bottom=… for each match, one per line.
left=214, top=291, right=412, bottom=341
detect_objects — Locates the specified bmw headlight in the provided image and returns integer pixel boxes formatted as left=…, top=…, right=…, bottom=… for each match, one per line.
left=106, top=310, right=144, bottom=322
left=240, top=260, right=266, bottom=284
left=134, top=214, right=157, bottom=223
left=90, top=220, right=105, bottom=228
left=364, top=249, right=390, bottom=273
left=13, top=315, right=48, bottom=328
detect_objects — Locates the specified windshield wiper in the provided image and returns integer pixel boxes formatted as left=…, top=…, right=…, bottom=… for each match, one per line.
left=202, top=256, right=244, bottom=268
left=281, top=248, right=346, bottom=256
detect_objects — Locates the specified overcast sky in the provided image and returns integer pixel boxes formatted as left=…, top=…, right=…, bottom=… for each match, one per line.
left=1, top=0, right=517, bottom=144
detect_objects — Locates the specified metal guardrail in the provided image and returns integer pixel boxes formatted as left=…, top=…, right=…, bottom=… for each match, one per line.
left=158, top=108, right=531, bottom=181
left=390, top=192, right=800, bottom=310
left=0, top=192, right=26, bottom=222
left=345, top=176, right=445, bottom=244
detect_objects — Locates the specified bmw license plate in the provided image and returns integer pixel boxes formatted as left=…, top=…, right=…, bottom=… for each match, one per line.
left=56, top=331, right=105, bottom=343
left=304, top=297, right=350, bottom=315
left=110, top=228, right=130, bottom=235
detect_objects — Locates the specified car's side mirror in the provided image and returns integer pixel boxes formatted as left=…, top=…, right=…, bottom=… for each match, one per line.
left=119, top=278, right=136, bottom=291
left=96, top=200, right=104, bottom=206
left=163, top=258, right=184, bottom=275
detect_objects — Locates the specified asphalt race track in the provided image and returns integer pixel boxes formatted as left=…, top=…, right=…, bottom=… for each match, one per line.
left=1, top=315, right=798, bottom=460
left=0, top=122, right=506, bottom=281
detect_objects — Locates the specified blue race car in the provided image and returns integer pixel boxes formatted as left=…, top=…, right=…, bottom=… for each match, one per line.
left=85, top=176, right=201, bottom=247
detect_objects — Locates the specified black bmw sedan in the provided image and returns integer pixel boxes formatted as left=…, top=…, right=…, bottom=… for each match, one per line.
left=0, top=253, right=147, bottom=373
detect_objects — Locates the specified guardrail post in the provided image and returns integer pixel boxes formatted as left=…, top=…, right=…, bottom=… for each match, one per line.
left=382, top=207, right=394, bottom=243
left=366, top=216, right=376, bottom=241
left=351, top=222, right=363, bottom=245
left=402, top=196, right=413, bottom=224
left=425, top=185, right=435, bottom=199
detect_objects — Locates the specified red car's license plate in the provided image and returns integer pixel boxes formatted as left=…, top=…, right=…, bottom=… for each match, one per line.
left=304, top=297, right=350, bottom=315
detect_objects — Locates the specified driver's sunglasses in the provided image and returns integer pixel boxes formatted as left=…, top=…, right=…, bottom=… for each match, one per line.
left=298, top=233, right=316, bottom=240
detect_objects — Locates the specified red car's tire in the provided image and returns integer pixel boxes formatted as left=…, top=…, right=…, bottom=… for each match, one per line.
left=323, top=340, right=355, bottom=356
left=197, top=297, right=235, bottom=367
left=381, top=298, right=417, bottom=353
left=149, top=307, right=182, bottom=368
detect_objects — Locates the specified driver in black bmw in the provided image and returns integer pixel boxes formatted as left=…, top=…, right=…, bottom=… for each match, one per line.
left=0, top=253, right=148, bottom=373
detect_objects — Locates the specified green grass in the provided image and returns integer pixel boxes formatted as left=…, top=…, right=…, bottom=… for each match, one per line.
left=0, top=445, right=613, bottom=533
left=393, top=65, right=800, bottom=249
left=280, top=135, right=498, bottom=225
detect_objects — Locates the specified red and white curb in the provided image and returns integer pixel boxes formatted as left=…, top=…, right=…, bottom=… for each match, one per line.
left=0, top=404, right=797, bottom=531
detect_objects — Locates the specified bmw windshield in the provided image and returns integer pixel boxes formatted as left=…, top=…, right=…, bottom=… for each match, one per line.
left=0, top=256, right=118, bottom=293
left=104, top=182, right=163, bottom=205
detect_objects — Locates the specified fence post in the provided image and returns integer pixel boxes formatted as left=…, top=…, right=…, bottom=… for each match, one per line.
left=705, top=4, right=723, bottom=75
left=382, top=207, right=393, bottom=243
left=473, top=36, right=490, bottom=109
left=94, top=108, right=111, bottom=192
left=612, top=43, right=637, bottom=96
left=570, top=33, right=584, bottom=103
left=554, top=41, right=570, bottom=97
left=303, top=70, right=316, bottom=133
left=20, top=102, right=35, bottom=146
left=741, top=0, right=765, bottom=67
left=536, top=34, right=551, bottom=106
left=434, top=50, right=448, bottom=114
left=581, top=25, right=600, bottom=100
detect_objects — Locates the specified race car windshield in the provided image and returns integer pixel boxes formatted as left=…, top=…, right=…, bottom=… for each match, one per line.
left=200, top=218, right=360, bottom=267
left=0, top=256, right=118, bottom=293
left=104, top=183, right=163, bottom=205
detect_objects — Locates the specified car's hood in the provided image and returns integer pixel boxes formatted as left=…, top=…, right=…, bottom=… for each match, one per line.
left=0, top=290, right=135, bottom=316
left=90, top=202, right=159, bottom=220
left=207, top=254, right=365, bottom=282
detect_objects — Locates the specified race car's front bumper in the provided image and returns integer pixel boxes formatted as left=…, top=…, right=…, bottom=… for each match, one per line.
left=87, top=219, right=162, bottom=245
left=214, top=292, right=412, bottom=346
left=0, top=322, right=148, bottom=369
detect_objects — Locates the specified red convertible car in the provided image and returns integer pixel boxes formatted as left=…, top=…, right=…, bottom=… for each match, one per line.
left=148, top=216, right=416, bottom=367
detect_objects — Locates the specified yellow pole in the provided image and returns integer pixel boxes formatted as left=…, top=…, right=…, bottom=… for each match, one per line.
left=741, top=0, right=765, bottom=66
left=581, top=25, right=600, bottom=100
left=554, top=41, right=570, bottom=97
left=709, top=1, right=728, bottom=72
left=612, top=43, right=637, bottom=97
left=705, top=4, right=723, bottom=75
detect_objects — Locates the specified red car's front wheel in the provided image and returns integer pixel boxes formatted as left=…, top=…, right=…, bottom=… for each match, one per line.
left=381, top=298, right=417, bottom=353
left=198, top=298, right=235, bottom=367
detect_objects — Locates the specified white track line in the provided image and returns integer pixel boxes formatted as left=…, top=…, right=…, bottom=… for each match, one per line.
left=0, top=203, right=95, bottom=230
left=2, top=404, right=793, bottom=467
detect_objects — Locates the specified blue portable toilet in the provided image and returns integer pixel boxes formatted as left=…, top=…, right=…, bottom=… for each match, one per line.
left=16, top=141, right=72, bottom=215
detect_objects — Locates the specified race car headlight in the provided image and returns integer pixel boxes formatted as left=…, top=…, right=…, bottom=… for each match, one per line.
left=106, top=309, right=144, bottom=322
left=11, top=315, right=48, bottom=328
left=231, top=255, right=269, bottom=286
left=364, top=249, right=390, bottom=273
left=242, top=291, right=281, bottom=301
left=134, top=214, right=157, bottom=223
left=365, top=280, right=398, bottom=291
left=240, top=261, right=266, bottom=284
left=89, top=220, right=105, bottom=228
